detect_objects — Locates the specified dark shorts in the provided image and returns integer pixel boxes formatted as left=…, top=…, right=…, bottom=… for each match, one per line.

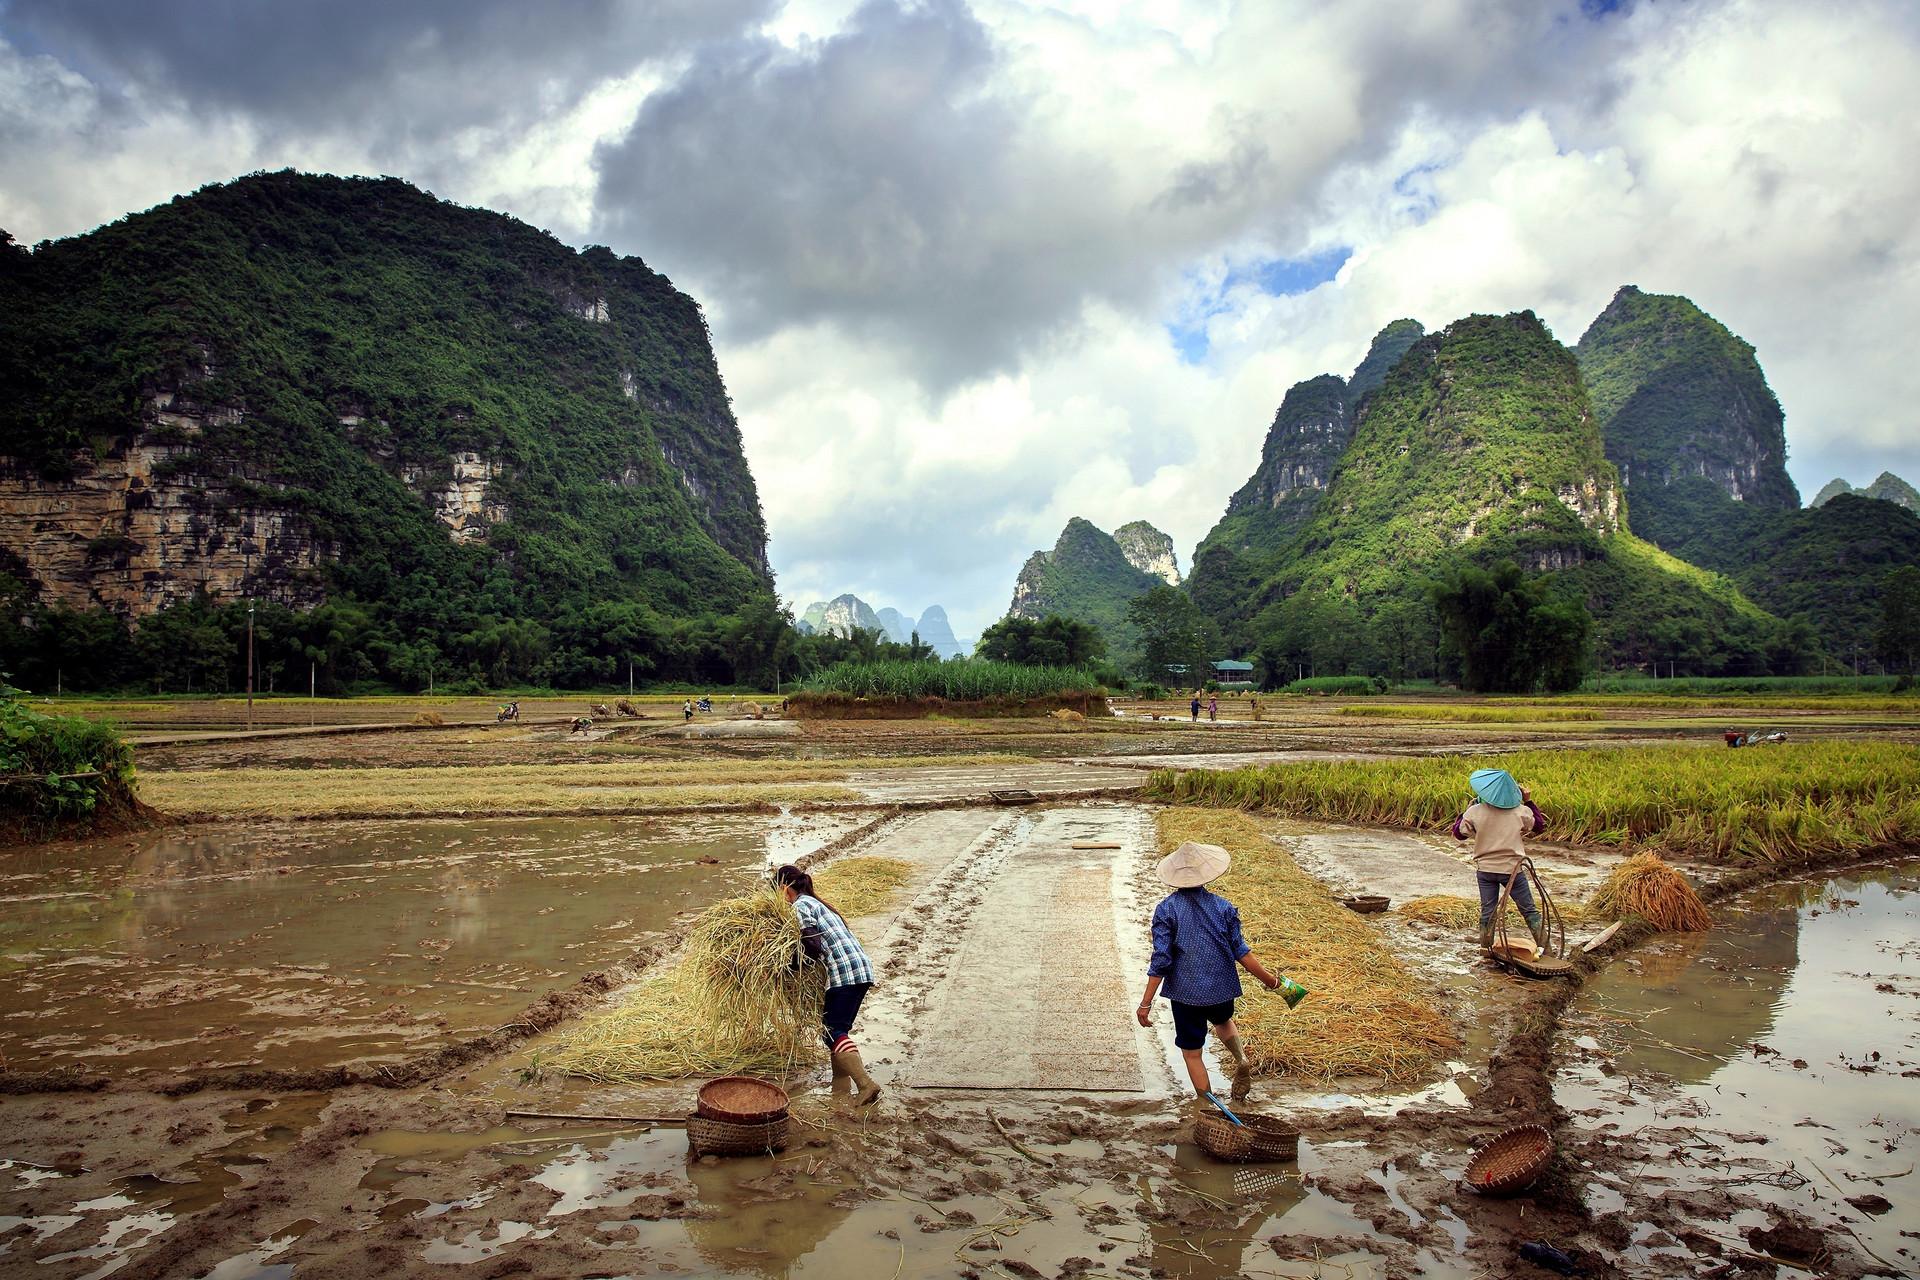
left=1169, top=999, right=1236, bottom=1050
left=822, top=982, right=871, bottom=1051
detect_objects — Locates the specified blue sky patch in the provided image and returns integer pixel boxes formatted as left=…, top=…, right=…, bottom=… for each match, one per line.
left=1168, top=245, right=1352, bottom=363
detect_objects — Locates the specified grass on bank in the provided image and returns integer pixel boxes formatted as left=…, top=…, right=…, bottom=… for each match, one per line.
left=1145, top=741, right=1920, bottom=863
left=140, top=753, right=1031, bottom=818
left=1157, top=809, right=1457, bottom=1086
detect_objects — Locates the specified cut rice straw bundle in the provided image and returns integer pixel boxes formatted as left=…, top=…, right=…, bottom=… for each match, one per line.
left=1590, top=853, right=1711, bottom=932
left=1158, top=809, right=1457, bottom=1086
left=549, top=891, right=827, bottom=1082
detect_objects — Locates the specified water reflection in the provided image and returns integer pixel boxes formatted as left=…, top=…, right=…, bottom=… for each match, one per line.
left=0, top=813, right=855, bottom=1074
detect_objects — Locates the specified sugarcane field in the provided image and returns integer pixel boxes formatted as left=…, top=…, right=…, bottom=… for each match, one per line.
left=1, top=691, right=1915, bottom=1279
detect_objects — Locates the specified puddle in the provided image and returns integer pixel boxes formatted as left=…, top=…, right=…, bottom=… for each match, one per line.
left=1558, top=856, right=1920, bottom=1273
left=343, top=1112, right=1446, bottom=1278
left=0, top=812, right=855, bottom=1074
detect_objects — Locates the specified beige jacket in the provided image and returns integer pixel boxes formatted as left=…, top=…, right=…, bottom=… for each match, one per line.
left=1454, top=800, right=1546, bottom=876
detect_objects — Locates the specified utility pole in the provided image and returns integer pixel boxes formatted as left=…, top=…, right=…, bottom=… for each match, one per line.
left=246, top=598, right=256, bottom=731
left=628, top=659, right=634, bottom=696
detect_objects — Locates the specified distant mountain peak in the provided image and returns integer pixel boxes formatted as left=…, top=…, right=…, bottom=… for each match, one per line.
left=1007, top=517, right=1160, bottom=659
left=1811, top=472, right=1918, bottom=512
left=1575, top=285, right=1799, bottom=518
left=1113, top=520, right=1181, bottom=586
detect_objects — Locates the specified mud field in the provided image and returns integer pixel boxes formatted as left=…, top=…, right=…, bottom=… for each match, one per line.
left=2, top=705, right=1916, bottom=1278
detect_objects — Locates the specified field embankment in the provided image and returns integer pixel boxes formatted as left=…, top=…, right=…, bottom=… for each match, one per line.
left=140, top=753, right=1031, bottom=819
left=1146, top=741, right=1920, bottom=863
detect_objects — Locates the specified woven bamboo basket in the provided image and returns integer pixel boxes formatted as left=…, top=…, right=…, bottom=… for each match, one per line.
left=685, top=1112, right=791, bottom=1157
left=1195, top=1113, right=1299, bottom=1163
left=696, top=1076, right=790, bottom=1125
left=1464, top=1124, right=1553, bottom=1195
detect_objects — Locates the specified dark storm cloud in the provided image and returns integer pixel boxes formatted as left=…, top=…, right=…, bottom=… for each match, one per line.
left=593, top=0, right=1103, bottom=383
left=1, top=0, right=775, bottom=136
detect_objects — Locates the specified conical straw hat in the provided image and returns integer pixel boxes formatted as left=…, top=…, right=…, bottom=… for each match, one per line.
left=1157, top=841, right=1231, bottom=888
left=1469, top=767, right=1522, bottom=809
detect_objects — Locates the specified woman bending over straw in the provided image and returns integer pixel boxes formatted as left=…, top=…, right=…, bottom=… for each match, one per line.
left=774, top=864, right=882, bottom=1104
left=1451, top=767, right=1547, bottom=949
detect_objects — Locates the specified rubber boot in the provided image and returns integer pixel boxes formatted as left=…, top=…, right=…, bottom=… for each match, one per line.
left=832, top=1048, right=882, bottom=1105
left=1479, top=921, right=1495, bottom=949
left=1220, top=1033, right=1254, bottom=1101
left=1526, top=913, right=1547, bottom=950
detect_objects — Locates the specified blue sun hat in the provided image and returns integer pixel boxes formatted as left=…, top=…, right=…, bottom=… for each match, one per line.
left=1469, top=767, right=1523, bottom=809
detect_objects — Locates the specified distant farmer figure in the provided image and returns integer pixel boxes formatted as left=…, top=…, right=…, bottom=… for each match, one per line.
left=1190, top=694, right=1202, bottom=722
left=1451, top=768, right=1547, bottom=948
left=683, top=699, right=694, bottom=722
left=1207, top=695, right=1219, bottom=722
left=1136, top=841, right=1289, bottom=1102
left=774, top=865, right=882, bottom=1105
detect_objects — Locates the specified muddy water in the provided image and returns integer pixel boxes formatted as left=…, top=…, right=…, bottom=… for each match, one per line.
left=1558, top=857, right=1920, bottom=1273
left=0, top=813, right=859, bottom=1075
left=338, top=1113, right=1407, bottom=1279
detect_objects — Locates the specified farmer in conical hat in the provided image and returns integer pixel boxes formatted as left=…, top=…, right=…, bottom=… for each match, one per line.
left=1452, top=768, right=1548, bottom=948
left=1136, top=841, right=1289, bottom=1102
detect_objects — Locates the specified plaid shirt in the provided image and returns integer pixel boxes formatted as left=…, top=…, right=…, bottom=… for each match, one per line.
left=793, top=894, right=874, bottom=990
left=1149, top=888, right=1248, bottom=1005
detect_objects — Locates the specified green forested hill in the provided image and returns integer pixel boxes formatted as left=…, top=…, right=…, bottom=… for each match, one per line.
left=1229, top=312, right=1784, bottom=676
left=1576, top=287, right=1914, bottom=662
left=0, top=171, right=780, bottom=691
left=1187, top=320, right=1423, bottom=624
left=1575, top=285, right=1799, bottom=527
left=1008, top=517, right=1161, bottom=662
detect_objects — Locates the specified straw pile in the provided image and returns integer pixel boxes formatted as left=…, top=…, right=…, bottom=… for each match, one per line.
left=1158, top=809, right=1457, bottom=1085
left=1398, top=894, right=1598, bottom=931
left=548, top=891, right=827, bottom=1082
left=811, top=856, right=913, bottom=919
left=1591, top=853, right=1711, bottom=931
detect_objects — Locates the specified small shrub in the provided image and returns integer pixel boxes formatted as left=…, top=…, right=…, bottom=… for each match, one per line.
left=1, top=682, right=141, bottom=838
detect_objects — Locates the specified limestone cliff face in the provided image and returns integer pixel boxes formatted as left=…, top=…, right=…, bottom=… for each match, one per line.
left=0, top=378, right=334, bottom=613
left=1112, top=520, right=1181, bottom=586
left=0, top=440, right=329, bottom=614
left=1575, top=286, right=1799, bottom=520
left=800, top=593, right=885, bottom=638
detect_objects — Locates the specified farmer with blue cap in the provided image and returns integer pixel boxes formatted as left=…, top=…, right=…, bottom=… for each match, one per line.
left=1451, top=768, right=1547, bottom=949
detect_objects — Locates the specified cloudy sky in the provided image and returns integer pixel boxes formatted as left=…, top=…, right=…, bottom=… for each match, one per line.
left=4, top=0, right=1917, bottom=645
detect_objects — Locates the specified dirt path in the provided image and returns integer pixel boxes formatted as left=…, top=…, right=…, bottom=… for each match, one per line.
left=888, top=805, right=1160, bottom=1093
left=846, top=761, right=1145, bottom=801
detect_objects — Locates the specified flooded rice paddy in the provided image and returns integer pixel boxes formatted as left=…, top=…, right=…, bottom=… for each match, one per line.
left=0, top=813, right=859, bottom=1075
left=1558, top=857, right=1920, bottom=1274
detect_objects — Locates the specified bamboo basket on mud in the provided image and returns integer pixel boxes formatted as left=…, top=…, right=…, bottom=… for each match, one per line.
left=685, top=1112, right=792, bottom=1157
left=1195, top=1113, right=1299, bottom=1163
left=1463, top=1124, right=1554, bottom=1196
left=696, top=1076, right=790, bottom=1125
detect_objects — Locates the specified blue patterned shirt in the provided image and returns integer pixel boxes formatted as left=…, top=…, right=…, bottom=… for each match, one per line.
left=1149, top=888, right=1248, bottom=1006
left=792, top=894, right=875, bottom=990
